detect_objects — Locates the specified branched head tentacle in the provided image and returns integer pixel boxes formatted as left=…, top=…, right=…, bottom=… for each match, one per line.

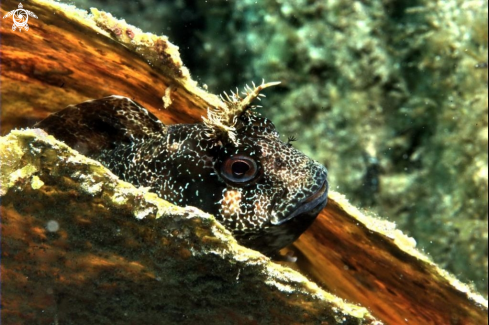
left=287, top=135, right=297, bottom=147
left=202, top=80, right=280, bottom=145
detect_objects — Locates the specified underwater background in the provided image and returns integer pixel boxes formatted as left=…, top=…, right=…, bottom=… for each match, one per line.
left=42, top=0, right=489, bottom=296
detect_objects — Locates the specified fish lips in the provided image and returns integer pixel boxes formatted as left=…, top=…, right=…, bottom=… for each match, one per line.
left=271, top=179, right=328, bottom=226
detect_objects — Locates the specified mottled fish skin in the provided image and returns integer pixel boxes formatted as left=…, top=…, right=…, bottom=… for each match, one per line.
left=36, top=95, right=328, bottom=255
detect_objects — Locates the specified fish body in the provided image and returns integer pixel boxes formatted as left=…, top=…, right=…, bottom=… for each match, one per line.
left=36, top=93, right=328, bottom=255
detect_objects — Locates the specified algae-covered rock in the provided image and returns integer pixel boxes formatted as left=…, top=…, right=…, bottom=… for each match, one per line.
left=0, top=129, right=379, bottom=324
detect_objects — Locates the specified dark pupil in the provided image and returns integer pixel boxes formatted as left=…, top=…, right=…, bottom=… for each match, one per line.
left=232, top=161, right=250, bottom=177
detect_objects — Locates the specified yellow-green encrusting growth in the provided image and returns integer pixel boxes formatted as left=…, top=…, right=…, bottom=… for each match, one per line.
left=0, top=128, right=378, bottom=324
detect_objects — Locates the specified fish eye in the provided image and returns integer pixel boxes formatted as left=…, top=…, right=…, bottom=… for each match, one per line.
left=220, top=155, right=259, bottom=184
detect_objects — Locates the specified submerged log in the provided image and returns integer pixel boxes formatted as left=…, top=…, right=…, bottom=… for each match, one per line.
left=1, top=0, right=487, bottom=324
left=0, top=129, right=378, bottom=324
left=0, top=0, right=223, bottom=134
left=291, top=196, right=488, bottom=324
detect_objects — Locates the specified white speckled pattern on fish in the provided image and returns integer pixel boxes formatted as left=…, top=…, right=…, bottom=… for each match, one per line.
left=36, top=86, right=328, bottom=255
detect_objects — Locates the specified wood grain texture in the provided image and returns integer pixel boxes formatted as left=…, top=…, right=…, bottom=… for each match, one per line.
left=1, top=0, right=221, bottom=135
left=292, top=193, right=487, bottom=324
left=0, top=130, right=380, bottom=325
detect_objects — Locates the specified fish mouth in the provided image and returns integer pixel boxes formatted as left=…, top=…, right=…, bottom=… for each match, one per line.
left=271, top=180, right=328, bottom=225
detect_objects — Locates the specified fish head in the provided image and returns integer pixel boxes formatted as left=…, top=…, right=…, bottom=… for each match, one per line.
left=209, top=116, right=329, bottom=254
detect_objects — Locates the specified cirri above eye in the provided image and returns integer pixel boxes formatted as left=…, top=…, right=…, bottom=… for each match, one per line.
left=35, top=87, right=329, bottom=256
left=220, top=155, right=259, bottom=183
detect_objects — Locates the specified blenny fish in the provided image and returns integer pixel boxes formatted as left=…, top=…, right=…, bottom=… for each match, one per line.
left=36, top=81, right=328, bottom=255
